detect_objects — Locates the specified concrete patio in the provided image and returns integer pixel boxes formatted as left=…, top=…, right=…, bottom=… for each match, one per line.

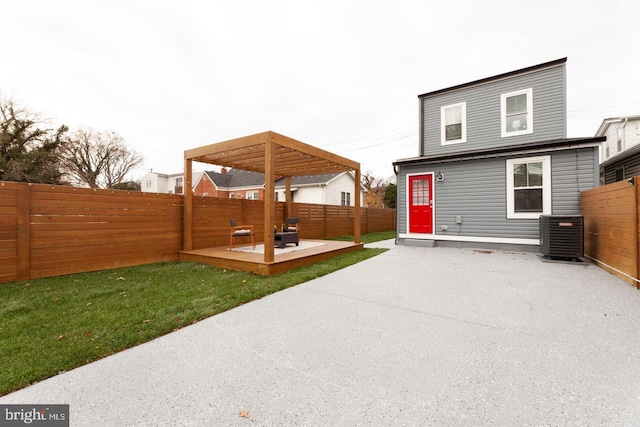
left=2, top=242, right=640, bottom=426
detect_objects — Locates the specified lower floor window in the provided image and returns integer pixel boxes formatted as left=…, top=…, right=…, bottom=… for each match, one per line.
left=341, top=191, right=351, bottom=206
left=506, top=155, right=551, bottom=219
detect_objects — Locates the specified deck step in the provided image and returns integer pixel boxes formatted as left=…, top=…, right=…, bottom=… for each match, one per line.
left=402, top=239, right=436, bottom=248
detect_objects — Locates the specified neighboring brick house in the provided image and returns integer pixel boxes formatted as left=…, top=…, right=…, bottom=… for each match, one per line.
left=193, top=168, right=265, bottom=199
left=393, top=58, right=605, bottom=249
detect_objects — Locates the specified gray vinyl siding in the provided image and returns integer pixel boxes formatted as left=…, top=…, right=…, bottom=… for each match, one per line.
left=433, top=158, right=516, bottom=239
left=396, top=168, right=408, bottom=234
left=396, top=146, right=597, bottom=240
left=551, top=147, right=598, bottom=214
left=421, top=64, right=566, bottom=156
left=604, top=153, right=640, bottom=184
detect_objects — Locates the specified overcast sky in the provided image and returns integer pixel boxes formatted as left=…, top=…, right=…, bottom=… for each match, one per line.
left=3, top=0, right=639, bottom=181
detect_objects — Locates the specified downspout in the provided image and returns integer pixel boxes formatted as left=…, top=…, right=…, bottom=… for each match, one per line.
left=419, top=97, right=425, bottom=156
left=621, top=117, right=628, bottom=152
left=393, top=165, right=399, bottom=245
left=634, top=175, right=639, bottom=289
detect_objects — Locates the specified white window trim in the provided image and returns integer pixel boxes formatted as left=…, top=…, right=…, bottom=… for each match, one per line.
left=506, top=155, right=551, bottom=219
left=501, top=88, right=533, bottom=138
left=440, top=102, right=467, bottom=145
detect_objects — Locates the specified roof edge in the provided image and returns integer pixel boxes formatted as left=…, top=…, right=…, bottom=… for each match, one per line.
left=601, top=142, right=640, bottom=168
left=393, top=137, right=604, bottom=166
left=418, top=57, right=567, bottom=99
left=595, top=115, right=640, bottom=136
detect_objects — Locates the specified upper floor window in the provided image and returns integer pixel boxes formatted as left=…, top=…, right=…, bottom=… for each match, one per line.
left=506, top=155, right=551, bottom=219
left=246, top=191, right=259, bottom=200
left=617, top=127, right=623, bottom=152
left=501, top=88, right=533, bottom=137
left=441, top=102, right=466, bottom=145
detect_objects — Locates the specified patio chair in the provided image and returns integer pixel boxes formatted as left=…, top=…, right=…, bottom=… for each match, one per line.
left=229, top=219, right=255, bottom=249
left=283, top=217, right=300, bottom=233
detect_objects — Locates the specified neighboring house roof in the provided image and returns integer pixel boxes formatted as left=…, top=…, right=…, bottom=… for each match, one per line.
left=600, top=141, right=640, bottom=168
left=595, top=115, right=640, bottom=137
left=275, top=172, right=366, bottom=192
left=418, top=57, right=567, bottom=98
left=203, top=169, right=265, bottom=189
left=193, top=169, right=365, bottom=193
left=275, top=172, right=342, bottom=187
left=393, top=137, right=605, bottom=167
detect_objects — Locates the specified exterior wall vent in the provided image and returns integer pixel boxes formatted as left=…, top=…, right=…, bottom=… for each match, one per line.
left=539, top=215, right=584, bottom=259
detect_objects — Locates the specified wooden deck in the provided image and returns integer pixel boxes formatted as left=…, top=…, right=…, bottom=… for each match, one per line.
left=178, top=239, right=364, bottom=275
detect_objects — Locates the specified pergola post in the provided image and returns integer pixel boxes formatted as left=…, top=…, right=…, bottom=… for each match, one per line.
left=183, top=158, right=193, bottom=251
left=354, top=168, right=361, bottom=244
left=285, top=176, right=292, bottom=217
left=263, top=140, right=276, bottom=262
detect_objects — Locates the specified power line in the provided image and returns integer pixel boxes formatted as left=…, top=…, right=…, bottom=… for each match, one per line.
left=568, top=101, right=640, bottom=115
left=337, top=131, right=417, bottom=154
left=322, top=123, right=417, bottom=148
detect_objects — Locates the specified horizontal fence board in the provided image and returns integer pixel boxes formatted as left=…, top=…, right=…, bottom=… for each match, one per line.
left=30, top=216, right=181, bottom=226
left=32, top=243, right=180, bottom=269
left=30, top=226, right=182, bottom=241
left=0, top=208, right=18, bottom=217
left=31, top=234, right=182, bottom=254
left=30, top=253, right=179, bottom=280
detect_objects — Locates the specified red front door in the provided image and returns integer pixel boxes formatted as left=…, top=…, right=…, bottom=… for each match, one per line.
left=409, top=174, right=433, bottom=233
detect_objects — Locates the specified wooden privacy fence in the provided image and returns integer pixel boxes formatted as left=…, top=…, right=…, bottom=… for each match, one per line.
left=0, top=182, right=396, bottom=284
left=581, top=177, right=639, bottom=288
left=0, top=182, right=184, bottom=284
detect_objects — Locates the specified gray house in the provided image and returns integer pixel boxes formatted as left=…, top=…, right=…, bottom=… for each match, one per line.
left=393, top=58, right=605, bottom=249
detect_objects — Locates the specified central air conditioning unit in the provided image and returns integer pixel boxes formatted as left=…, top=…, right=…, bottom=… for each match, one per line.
left=539, top=215, right=584, bottom=259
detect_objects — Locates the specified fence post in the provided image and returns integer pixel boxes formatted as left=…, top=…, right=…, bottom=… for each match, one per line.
left=16, top=183, right=31, bottom=281
left=635, top=177, right=639, bottom=289
left=323, top=204, right=328, bottom=239
left=364, top=207, right=369, bottom=235
left=242, top=199, right=249, bottom=225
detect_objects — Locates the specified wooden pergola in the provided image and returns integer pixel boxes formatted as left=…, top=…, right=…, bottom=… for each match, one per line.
left=183, top=131, right=361, bottom=263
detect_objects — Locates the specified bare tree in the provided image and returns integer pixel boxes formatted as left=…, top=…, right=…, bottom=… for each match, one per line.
left=361, top=169, right=388, bottom=208
left=60, top=128, right=143, bottom=189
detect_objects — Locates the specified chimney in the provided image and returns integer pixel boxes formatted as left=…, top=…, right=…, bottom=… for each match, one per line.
left=221, top=167, right=227, bottom=174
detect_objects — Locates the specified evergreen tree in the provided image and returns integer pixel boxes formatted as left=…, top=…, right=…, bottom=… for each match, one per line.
left=383, top=182, right=396, bottom=208
left=0, top=94, right=67, bottom=184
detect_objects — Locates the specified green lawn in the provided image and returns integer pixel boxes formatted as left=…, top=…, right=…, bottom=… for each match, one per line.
left=0, top=234, right=393, bottom=396
left=331, top=230, right=395, bottom=244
